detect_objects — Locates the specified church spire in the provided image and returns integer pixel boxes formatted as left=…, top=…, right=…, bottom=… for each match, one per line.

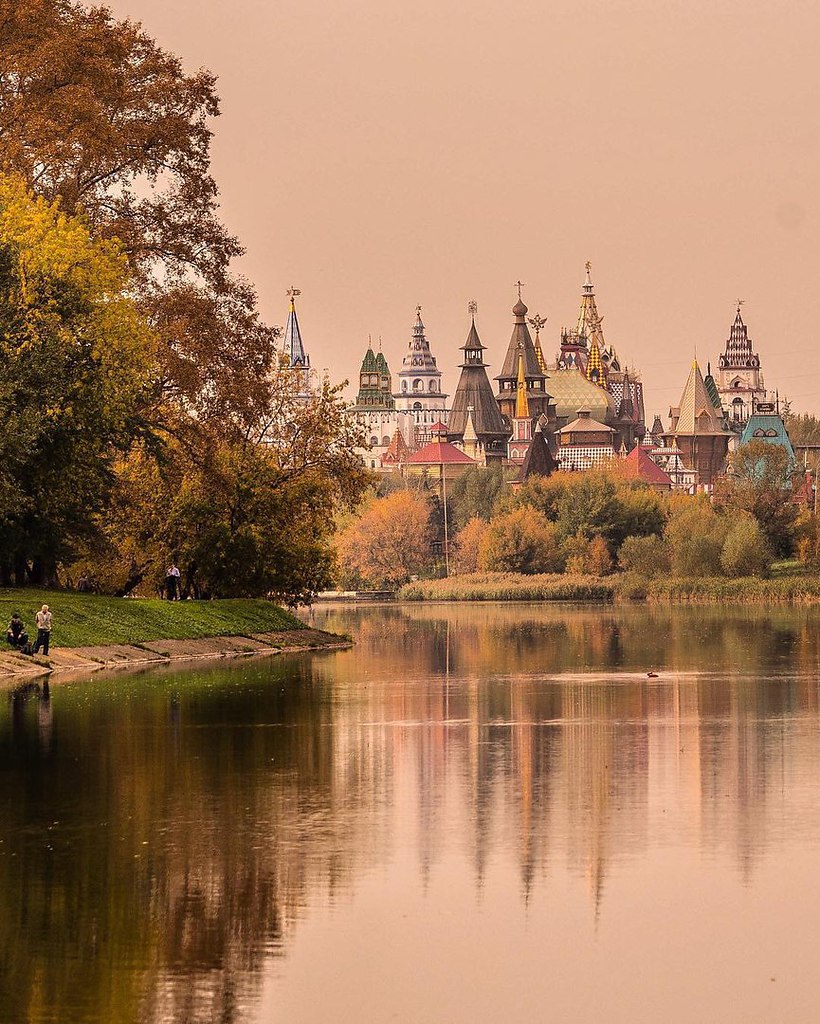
left=284, top=287, right=309, bottom=368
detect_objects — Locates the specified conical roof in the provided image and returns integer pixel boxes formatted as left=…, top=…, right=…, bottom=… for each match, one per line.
left=670, top=360, right=727, bottom=435
left=284, top=294, right=309, bottom=368
left=360, top=347, right=377, bottom=372
left=518, top=423, right=558, bottom=480
left=576, top=262, right=607, bottom=356
left=498, top=296, right=547, bottom=379
left=450, top=317, right=510, bottom=441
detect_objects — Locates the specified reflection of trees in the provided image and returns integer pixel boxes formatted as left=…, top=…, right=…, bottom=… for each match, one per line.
left=3, top=604, right=820, bottom=1021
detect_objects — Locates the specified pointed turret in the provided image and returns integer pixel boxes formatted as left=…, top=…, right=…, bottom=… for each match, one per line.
left=495, top=290, right=554, bottom=428
left=586, top=336, right=604, bottom=385
left=662, top=358, right=730, bottom=485
left=518, top=422, right=557, bottom=481
left=576, top=262, right=607, bottom=357
left=449, top=311, right=510, bottom=460
left=715, top=304, right=766, bottom=427
left=283, top=288, right=309, bottom=368
left=393, top=305, right=449, bottom=439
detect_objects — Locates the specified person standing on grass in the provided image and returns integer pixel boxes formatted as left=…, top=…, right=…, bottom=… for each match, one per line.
left=165, top=563, right=181, bottom=601
left=33, top=605, right=52, bottom=656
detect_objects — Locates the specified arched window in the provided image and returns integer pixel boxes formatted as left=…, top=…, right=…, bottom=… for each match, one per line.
left=413, top=401, right=422, bottom=411
left=402, top=381, right=407, bottom=393
left=413, top=379, right=422, bottom=391
left=429, top=380, right=436, bottom=392
left=382, top=435, right=390, bottom=445
left=370, top=436, right=378, bottom=445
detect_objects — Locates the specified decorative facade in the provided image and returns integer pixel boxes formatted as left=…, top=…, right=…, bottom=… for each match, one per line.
left=393, top=308, right=449, bottom=443
left=557, top=409, right=617, bottom=471
left=448, top=311, right=510, bottom=461
left=350, top=345, right=414, bottom=469
left=716, top=306, right=766, bottom=426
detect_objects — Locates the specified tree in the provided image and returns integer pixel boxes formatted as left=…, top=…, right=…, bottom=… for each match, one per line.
left=564, top=534, right=614, bottom=575
left=719, top=513, right=771, bottom=578
left=0, top=174, right=153, bottom=584
left=618, top=535, right=671, bottom=577
left=75, top=370, right=368, bottom=601
left=335, top=491, right=434, bottom=590
left=715, top=440, right=800, bottom=557
left=478, top=507, right=563, bottom=574
left=664, top=499, right=727, bottom=577
left=448, top=465, right=507, bottom=529
left=451, top=517, right=488, bottom=574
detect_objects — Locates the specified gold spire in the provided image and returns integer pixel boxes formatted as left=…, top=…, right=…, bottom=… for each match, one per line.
left=515, top=346, right=530, bottom=419
left=576, top=263, right=607, bottom=355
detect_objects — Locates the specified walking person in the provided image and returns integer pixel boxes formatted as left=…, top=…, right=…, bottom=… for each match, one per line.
left=165, top=563, right=181, bottom=601
left=33, top=604, right=52, bottom=656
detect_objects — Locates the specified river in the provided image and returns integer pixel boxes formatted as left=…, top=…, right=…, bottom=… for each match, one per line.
left=2, top=602, right=820, bottom=1023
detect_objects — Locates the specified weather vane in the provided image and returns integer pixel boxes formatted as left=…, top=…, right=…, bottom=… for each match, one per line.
left=736, top=298, right=745, bottom=311
left=415, top=304, right=422, bottom=318
left=515, top=281, right=525, bottom=300
left=468, top=299, right=478, bottom=318
left=287, top=286, right=301, bottom=299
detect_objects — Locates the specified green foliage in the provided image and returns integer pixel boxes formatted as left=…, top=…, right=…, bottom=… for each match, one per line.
left=719, top=513, right=772, bottom=578
left=715, top=440, right=799, bottom=557
left=664, top=499, right=727, bottom=577
left=0, top=175, right=153, bottom=582
left=478, top=507, right=564, bottom=574
left=618, top=535, right=671, bottom=577
left=0, top=588, right=302, bottom=648
left=448, top=465, right=507, bottom=529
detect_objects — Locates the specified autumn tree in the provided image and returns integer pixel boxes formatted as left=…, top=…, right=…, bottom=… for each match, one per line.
left=478, top=507, right=563, bottom=574
left=335, top=491, right=434, bottom=589
left=0, top=175, right=153, bottom=584
left=714, top=440, right=800, bottom=557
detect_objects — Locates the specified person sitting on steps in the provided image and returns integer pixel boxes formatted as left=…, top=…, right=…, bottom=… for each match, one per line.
left=6, top=613, right=30, bottom=651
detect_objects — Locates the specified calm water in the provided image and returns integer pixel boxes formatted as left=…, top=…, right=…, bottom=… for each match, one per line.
left=3, top=602, right=820, bottom=1024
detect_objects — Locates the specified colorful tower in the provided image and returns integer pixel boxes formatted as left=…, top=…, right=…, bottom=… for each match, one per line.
left=448, top=308, right=510, bottom=461
left=716, top=305, right=766, bottom=426
left=393, top=306, right=449, bottom=443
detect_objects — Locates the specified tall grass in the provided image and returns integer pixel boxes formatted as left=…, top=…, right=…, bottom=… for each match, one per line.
left=399, top=573, right=615, bottom=602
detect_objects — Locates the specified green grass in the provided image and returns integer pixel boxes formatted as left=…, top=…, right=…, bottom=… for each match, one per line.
left=0, top=589, right=304, bottom=648
left=616, top=574, right=820, bottom=604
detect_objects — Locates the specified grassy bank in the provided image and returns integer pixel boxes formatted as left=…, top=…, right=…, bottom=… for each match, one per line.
left=0, top=590, right=304, bottom=648
left=398, top=571, right=820, bottom=604
left=399, top=573, right=616, bottom=602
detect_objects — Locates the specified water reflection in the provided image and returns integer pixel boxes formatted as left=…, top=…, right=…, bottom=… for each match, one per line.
left=2, top=603, right=820, bottom=1023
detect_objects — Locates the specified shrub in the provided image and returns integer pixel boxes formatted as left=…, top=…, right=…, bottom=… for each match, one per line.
left=618, top=534, right=671, bottom=577
left=451, top=518, right=488, bottom=574
left=478, top=507, right=564, bottom=574
left=664, top=499, right=727, bottom=577
left=564, top=534, right=614, bottom=575
left=720, top=514, right=772, bottom=577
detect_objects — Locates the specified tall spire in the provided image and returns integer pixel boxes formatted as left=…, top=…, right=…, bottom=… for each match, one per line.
left=528, top=313, right=548, bottom=374
left=576, top=262, right=607, bottom=357
left=284, top=287, right=309, bottom=368
left=515, top=345, right=530, bottom=419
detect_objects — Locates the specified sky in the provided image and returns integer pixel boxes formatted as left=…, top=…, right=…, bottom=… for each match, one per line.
left=107, top=0, right=820, bottom=417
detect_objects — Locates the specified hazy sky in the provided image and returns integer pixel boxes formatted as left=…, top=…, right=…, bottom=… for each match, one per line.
left=108, top=0, right=820, bottom=416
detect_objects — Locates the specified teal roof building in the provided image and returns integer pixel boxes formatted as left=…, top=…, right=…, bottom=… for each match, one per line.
left=739, top=404, right=795, bottom=463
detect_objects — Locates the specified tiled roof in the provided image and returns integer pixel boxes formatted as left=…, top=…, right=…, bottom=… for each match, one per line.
left=545, top=369, right=614, bottom=423
left=740, top=413, right=795, bottom=460
left=407, top=440, right=476, bottom=466
left=623, top=446, right=673, bottom=486
left=669, top=360, right=726, bottom=435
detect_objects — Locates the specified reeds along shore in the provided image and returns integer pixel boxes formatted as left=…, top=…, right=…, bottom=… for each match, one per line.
left=398, top=572, right=820, bottom=604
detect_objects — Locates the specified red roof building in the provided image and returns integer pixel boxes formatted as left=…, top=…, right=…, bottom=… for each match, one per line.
left=622, top=445, right=673, bottom=491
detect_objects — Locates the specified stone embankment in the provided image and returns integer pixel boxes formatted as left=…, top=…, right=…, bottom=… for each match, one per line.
left=0, top=628, right=347, bottom=683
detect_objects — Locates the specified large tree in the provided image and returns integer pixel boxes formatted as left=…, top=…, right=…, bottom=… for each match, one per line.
left=0, top=174, right=153, bottom=583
